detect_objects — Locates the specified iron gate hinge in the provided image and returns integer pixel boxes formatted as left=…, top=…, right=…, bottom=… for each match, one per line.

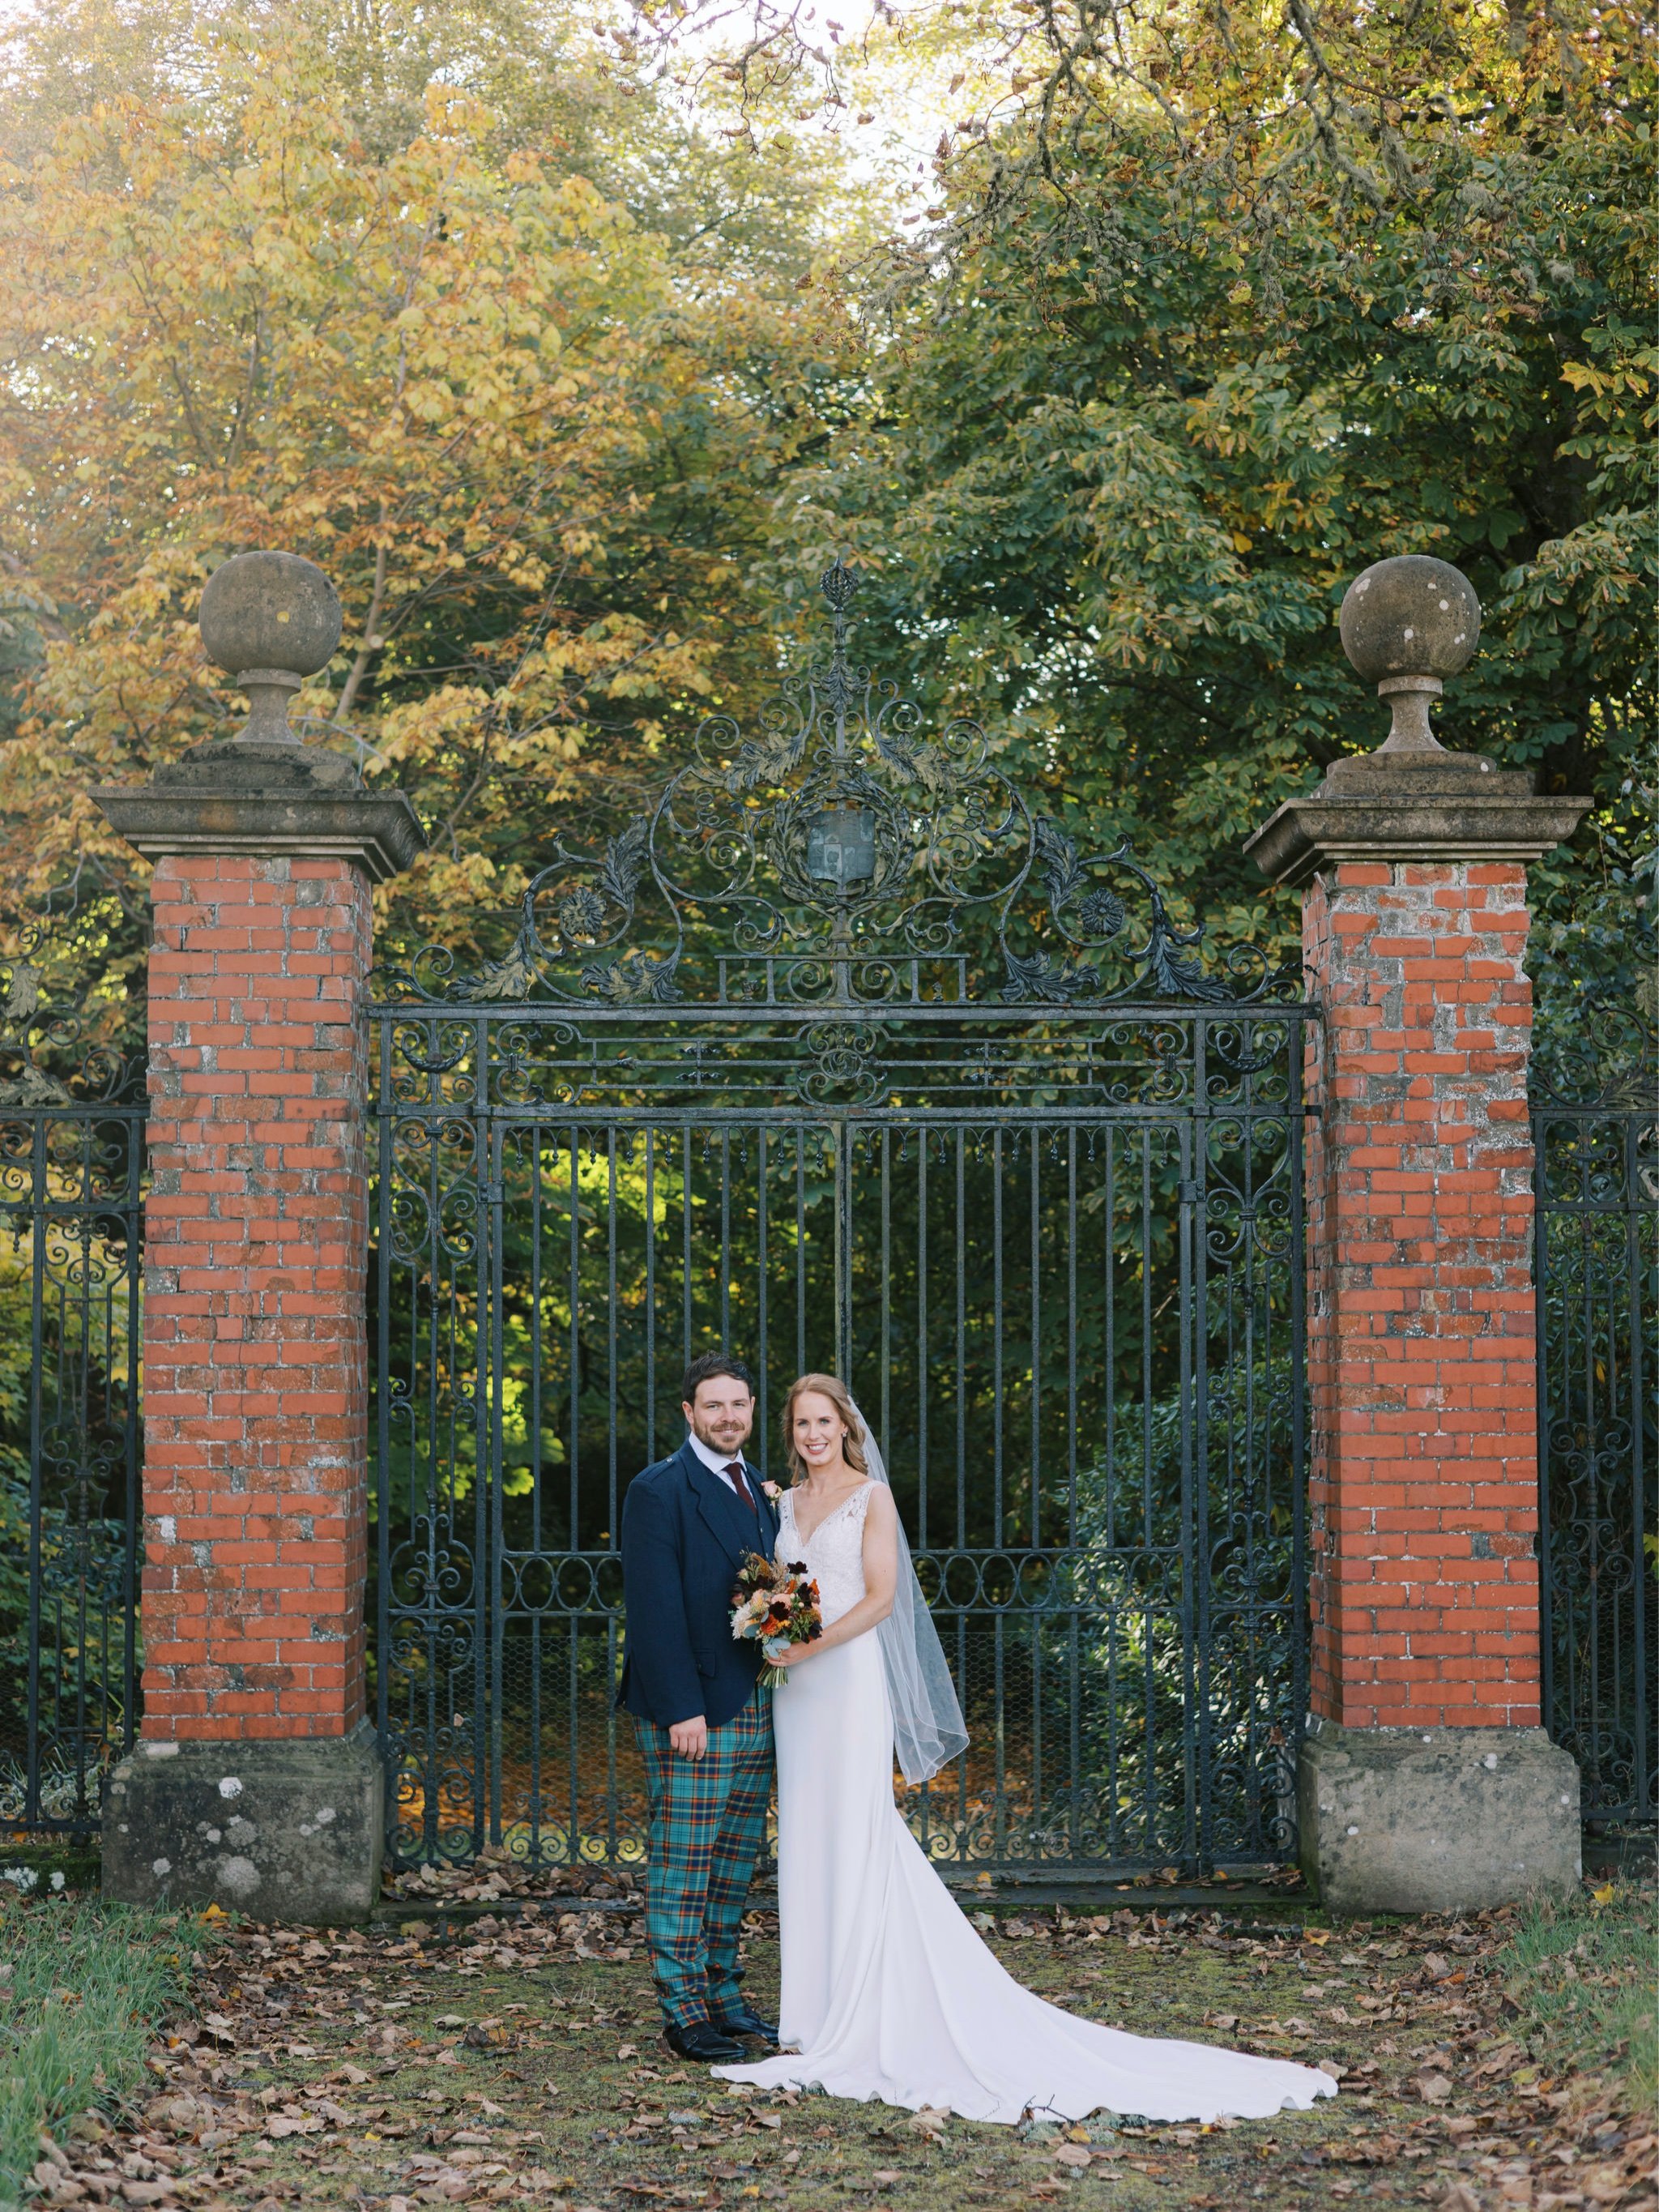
left=1179, top=1180, right=1205, bottom=1204
left=483, top=1181, right=505, bottom=1205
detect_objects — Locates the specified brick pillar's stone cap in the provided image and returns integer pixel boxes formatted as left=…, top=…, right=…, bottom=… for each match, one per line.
left=93, top=547, right=424, bottom=881
left=93, top=741, right=425, bottom=884
left=1245, top=553, right=1590, bottom=886
left=1244, top=755, right=1592, bottom=887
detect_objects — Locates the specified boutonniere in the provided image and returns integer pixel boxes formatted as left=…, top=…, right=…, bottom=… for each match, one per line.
left=761, top=1480, right=783, bottom=1502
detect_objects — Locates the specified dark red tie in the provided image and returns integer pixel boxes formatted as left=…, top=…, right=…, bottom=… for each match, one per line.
left=724, top=1460, right=757, bottom=1511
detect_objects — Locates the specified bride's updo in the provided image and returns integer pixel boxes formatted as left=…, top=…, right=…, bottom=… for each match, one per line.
left=783, top=1372, right=869, bottom=1483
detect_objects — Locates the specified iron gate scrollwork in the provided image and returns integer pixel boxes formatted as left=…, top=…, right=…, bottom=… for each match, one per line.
left=371, top=563, right=1311, bottom=1877
left=1, top=922, right=144, bottom=1840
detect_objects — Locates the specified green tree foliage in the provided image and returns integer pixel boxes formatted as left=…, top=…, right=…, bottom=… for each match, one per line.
left=2, top=0, right=1649, bottom=1023
left=800, top=1, right=1655, bottom=1027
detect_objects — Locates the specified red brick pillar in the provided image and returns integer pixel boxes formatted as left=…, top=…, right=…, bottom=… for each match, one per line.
left=1247, top=555, right=1589, bottom=1914
left=94, top=551, right=421, bottom=1923
left=141, top=854, right=373, bottom=1740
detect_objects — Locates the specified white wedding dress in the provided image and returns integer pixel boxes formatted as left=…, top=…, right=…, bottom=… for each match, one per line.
left=713, top=1481, right=1337, bottom=2125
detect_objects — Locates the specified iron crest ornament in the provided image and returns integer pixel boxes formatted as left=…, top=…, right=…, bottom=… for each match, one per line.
left=387, top=561, right=1284, bottom=1009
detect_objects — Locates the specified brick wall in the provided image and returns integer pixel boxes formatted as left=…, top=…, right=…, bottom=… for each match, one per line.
left=141, top=855, right=373, bottom=1740
left=1303, top=860, right=1541, bottom=1731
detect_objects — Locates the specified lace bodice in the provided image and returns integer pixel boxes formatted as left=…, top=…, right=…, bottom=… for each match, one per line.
left=778, top=1482, right=873, bottom=1626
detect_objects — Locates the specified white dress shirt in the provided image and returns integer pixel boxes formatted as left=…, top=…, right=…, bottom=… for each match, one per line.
left=686, top=1430, right=756, bottom=1501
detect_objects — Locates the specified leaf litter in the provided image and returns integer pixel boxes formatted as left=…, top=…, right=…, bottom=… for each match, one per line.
left=21, top=1869, right=1656, bottom=2212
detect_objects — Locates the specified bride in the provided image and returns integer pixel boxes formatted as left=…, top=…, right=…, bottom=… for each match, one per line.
left=713, top=1373, right=1337, bottom=2127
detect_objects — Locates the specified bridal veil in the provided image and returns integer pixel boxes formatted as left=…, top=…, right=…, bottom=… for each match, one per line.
left=847, top=1401, right=969, bottom=1784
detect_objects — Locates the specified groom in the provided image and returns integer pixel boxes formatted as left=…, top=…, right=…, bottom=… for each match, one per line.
left=618, top=1352, right=783, bottom=2062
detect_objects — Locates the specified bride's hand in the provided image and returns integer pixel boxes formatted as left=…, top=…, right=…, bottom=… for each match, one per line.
left=768, top=1639, right=813, bottom=1668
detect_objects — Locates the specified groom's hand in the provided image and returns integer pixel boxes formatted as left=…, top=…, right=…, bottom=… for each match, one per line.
left=669, top=1715, right=708, bottom=1761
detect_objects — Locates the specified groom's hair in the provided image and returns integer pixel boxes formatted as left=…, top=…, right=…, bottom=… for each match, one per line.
left=681, top=1351, right=756, bottom=1404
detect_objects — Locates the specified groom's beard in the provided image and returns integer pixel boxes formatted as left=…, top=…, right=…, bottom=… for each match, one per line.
left=689, top=1410, right=754, bottom=1458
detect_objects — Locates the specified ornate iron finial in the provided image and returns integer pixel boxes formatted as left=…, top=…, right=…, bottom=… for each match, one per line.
left=820, top=555, right=859, bottom=613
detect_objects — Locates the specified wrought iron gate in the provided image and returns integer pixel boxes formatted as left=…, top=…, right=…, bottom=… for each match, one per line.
left=371, top=563, right=1310, bottom=1878
left=1, top=925, right=144, bottom=1840
left=1532, top=995, right=1657, bottom=1830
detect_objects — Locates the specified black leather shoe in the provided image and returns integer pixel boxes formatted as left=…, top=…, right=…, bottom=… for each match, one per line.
left=712, top=2006, right=779, bottom=2043
left=664, top=2019, right=747, bottom=2064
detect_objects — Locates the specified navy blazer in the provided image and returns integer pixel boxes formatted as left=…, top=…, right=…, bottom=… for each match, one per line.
left=616, top=1441, right=783, bottom=1729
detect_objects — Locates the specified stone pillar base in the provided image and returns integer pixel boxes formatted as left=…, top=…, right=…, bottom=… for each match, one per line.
left=1298, top=1719, right=1580, bottom=1915
left=103, top=1725, right=383, bottom=1924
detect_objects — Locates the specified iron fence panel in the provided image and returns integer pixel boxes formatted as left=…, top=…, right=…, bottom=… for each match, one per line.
left=1533, top=998, right=1658, bottom=1830
left=2, top=929, right=144, bottom=1840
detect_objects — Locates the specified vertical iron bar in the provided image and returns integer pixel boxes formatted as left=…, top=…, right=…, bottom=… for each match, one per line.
left=120, top=1110, right=142, bottom=1770
left=1190, top=1023, right=1211, bottom=1875
left=1028, top=1125, right=1043, bottom=1860
left=569, top=1123, right=586, bottom=1868
left=834, top=1120, right=850, bottom=1380
left=25, top=1112, right=45, bottom=1828
left=682, top=1126, right=694, bottom=1373
left=1067, top=1127, right=1078, bottom=1546
left=569, top=1608, right=581, bottom=1870
left=795, top=1129, right=808, bottom=1379
left=1030, top=1125, right=1042, bottom=1549
left=992, top=1126, right=1004, bottom=1548
left=1626, top=1108, right=1651, bottom=1820
left=1289, top=1019, right=1309, bottom=1843
left=608, top=1128, right=620, bottom=1548
left=757, top=1129, right=770, bottom=1480
left=488, top=1118, right=506, bottom=1847
left=523, top=1127, right=544, bottom=1863
left=374, top=1023, right=394, bottom=1831
left=1140, top=1133, right=1157, bottom=1851
left=1582, top=1120, right=1602, bottom=1793
left=1177, top=1119, right=1198, bottom=1873
left=644, top=1128, right=657, bottom=1463
left=567, top=1129, right=581, bottom=1562
left=529, top=1138, right=545, bottom=1547
left=719, top=1129, right=731, bottom=1349
left=471, top=1048, right=493, bottom=1860
left=1533, top=1109, right=1557, bottom=1749
left=917, top=1129, right=929, bottom=1551
left=881, top=1126, right=891, bottom=1462
left=955, top=1129, right=966, bottom=1552
left=1066, top=1124, right=1080, bottom=1855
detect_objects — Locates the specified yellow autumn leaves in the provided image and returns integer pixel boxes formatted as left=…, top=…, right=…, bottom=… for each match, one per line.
left=0, top=0, right=851, bottom=944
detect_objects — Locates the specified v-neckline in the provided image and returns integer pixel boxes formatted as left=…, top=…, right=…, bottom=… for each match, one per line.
left=787, top=1480, right=872, bottom=1549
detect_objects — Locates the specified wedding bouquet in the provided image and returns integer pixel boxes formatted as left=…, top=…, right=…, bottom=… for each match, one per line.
left=731, top=1552, right=822, bottom=1684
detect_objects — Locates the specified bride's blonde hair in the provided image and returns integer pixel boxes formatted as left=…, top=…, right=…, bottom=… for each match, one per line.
left=783, top=1373, right=868, bottom=1483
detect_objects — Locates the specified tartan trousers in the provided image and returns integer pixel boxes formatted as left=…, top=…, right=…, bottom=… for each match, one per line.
left=635, top=1685, right=774, bottom=2031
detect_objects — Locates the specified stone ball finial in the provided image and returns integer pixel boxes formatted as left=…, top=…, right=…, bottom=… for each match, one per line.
left=199, top=550, right=343, bottom=745
left=1338, top=555, right=1481, bottom=754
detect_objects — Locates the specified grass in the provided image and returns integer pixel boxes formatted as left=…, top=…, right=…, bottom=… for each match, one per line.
left=1495, top=1876, right=1657, bottom=2112
left=0, top=1894, right=198, bottom=2201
